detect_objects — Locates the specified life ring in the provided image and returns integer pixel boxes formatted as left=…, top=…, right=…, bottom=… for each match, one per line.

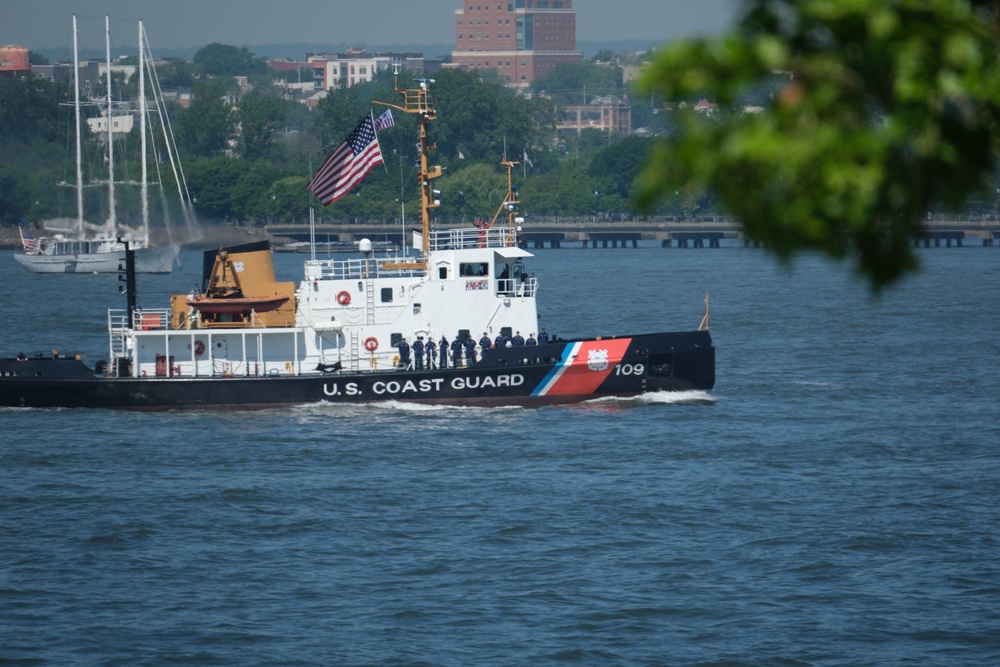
left=337, top=290, right=351, bottom=305
left=364, top=336, right=379, bottom=352
left=189, top=340, right=206, bottom=356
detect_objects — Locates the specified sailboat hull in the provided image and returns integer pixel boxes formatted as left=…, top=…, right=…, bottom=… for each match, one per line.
left=13, top=243, right=180, bottom=274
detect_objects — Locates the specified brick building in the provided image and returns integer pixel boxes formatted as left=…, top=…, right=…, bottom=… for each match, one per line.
left=451, top=0, right=582, bottom=87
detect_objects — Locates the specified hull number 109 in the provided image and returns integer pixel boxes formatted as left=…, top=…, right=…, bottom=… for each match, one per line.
left=615, top=363, right=645, bottom=376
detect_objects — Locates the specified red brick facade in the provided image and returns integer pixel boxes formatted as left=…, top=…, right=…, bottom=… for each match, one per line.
left=451, top=1, right=582, bottom=86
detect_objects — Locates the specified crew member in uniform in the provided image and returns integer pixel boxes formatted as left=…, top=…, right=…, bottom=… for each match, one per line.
left=538, top=328, right=549, bottom=345
left=412, top=336, right=424, bottom=370
left=511, top=331, right=525, bottom=347
left=397, top=337, right=411, bottom=369
left=439, top=335, right=449, bottom=369
left=479, top=332, right=492, bottom=356
left=463, top=334, right=477, bottom=364
left=451, top=335, right=463, bottom=367
left=494, top=331, right=507, bottom=348
left=425, top=337, right=437, bottom=369
left=526, top=333, right=537, bottom=346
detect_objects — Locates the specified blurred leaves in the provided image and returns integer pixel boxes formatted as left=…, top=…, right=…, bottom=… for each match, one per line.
left=637, top=0, right=1000, bottom=287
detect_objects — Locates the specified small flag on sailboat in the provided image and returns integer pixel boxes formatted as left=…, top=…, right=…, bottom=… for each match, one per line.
left=374, top=108, right=395, bottom=130
left=19, top=226, right=39, bottom=251
left=306, top=112, right=384, bottom=206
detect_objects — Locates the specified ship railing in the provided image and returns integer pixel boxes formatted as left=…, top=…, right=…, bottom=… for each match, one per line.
left=497, top=276, right=538, bottom=298
left=429, top=227, right=513, bottom=251
left=107, top=308, right=170, bottom=332
left=304, top=256, right=424, bottom=281
left=133, top=309, right=170, bottom=331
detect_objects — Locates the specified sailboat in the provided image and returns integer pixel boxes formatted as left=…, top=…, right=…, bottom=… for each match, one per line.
left=14, top=15, right=189, bottom=274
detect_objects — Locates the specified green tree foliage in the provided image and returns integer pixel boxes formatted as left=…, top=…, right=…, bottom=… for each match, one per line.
left=520, top=159, right=599, bottom=216
left=439, top=162, right=510, bottom=220
left=430, top=69, right=553, bottom=165
left=637, top=0, right=1000, bottom=287
left=235, top=91, right=289, bottom=162
left=266, top=176, right=313, bottom=223
left=587, top=136, right=654, bottom=205
left=184, top=156, right=248, bottom=220
left=0, top=164, right=30, bottom=224
left=530, top=60, right=622, bottom=106
left=193, top=43, right=270, bottom=78
left=0, top=75, right=77, bottom=223
left=153, top=59, right=196, bottom=90
left=0, top=75, right=71, bottom=147
left=176, top=78, right=235, bottom=159
left=229, top=161, right=282, bottom=222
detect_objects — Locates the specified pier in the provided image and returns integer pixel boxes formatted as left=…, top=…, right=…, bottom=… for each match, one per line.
left=263, top=219, right=1000, bottom=250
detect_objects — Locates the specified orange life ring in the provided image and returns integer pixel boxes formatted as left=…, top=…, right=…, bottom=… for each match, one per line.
left=337, top=290, right=351, bottom=305
left=364, top=336, right=378, bottom=352
left=189, top=340, right=206, bottom=356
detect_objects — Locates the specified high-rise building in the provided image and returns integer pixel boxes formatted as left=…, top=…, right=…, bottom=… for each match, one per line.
left=452, top=1, right=582, bottom=87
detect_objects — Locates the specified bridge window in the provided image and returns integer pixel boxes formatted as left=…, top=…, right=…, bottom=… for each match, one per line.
left=460, top=262, right=489, bottom=277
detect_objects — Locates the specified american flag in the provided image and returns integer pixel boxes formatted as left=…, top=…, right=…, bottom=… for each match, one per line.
left=19, top=226, right=39, bottom=252
left=307, top=113, right=384, bottom=205
left=374, top=108, right=395, bottom=130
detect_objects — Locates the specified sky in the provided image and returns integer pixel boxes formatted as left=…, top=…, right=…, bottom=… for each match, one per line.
left=1, top=0, right=738, bottom=59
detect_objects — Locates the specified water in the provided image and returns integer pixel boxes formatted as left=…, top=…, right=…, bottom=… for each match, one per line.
left=2, top=244, right=999, bottom=666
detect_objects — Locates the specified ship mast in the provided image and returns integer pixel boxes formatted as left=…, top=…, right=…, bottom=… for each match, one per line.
left=376, top=71, right=442, bottom=266
left=485, top=159, right=522, bottom=246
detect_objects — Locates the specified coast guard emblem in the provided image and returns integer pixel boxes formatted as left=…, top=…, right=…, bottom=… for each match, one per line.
left=587, top=348, right=609, bottom=372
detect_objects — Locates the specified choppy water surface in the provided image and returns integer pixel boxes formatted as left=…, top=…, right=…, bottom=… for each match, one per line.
left=2, top=245, right=999, bottom=666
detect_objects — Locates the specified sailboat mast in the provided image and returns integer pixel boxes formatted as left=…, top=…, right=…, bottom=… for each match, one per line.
left=139, top=19, right=149, bottom=244
left=72, top=15, right=83, bottom=235
left=105, top=15, right=116, bottom=233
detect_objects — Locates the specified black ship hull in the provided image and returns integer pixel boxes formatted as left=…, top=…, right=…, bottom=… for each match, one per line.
left=0, top=331, right=714, bottom=411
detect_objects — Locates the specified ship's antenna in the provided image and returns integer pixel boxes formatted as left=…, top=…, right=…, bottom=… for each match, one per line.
left=373, top=69, right=441, bottom=270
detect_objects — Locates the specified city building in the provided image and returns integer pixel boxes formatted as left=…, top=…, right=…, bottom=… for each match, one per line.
left=307, top=48, right=434, bottom=90
left=558, top=95, right=632, bottom=136
left=451, top=0, right=582, bottom=87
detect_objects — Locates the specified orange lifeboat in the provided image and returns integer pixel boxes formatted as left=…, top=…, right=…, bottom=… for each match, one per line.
left=186, top=294, right=289, bottom=315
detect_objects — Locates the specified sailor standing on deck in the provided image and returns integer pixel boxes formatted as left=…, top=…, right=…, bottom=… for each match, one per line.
left=479, top=332, right=492, bottom=357
left=451, top=335, right=463, bottom=367
left=397, top=337, right=411, bottom=369
left=538, top=328, right=549, bottom=345
left=463, top=334, right=477, bottom=364
left=511, top=331, right=525, bottom=347
left=439, top=335, right=449, bottom=369
left=425, top=337, right=437, bottom=369
left=412, top=336, right=424, bottom=370
left=494, top=331, right=507, bottom=349
left=526, top=333, right=537, bottom=346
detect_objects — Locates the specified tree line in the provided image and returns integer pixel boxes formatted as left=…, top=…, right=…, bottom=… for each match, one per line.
left=0, top=45, right=704, bottom=232
left=7, top=5, right=1000, bottom=290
